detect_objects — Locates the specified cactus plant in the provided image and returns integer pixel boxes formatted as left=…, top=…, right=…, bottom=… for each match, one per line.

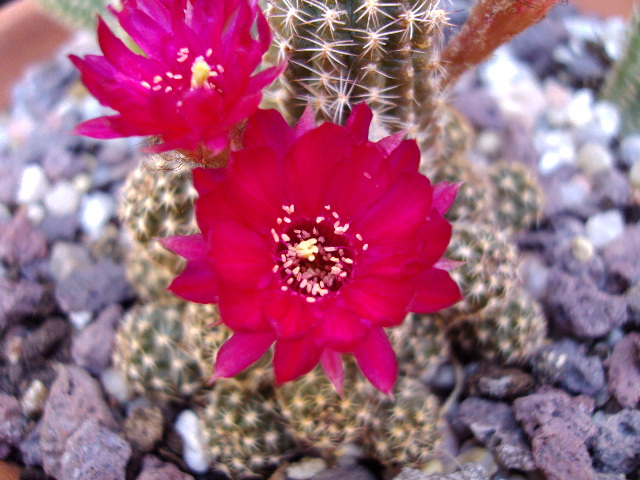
left=199, top=377, right=295, bottom=479
left=119, top=157, right=199, bottom=300
left=602, top=5, right=640, bottom=135
left=113, top=300, right=230, bottom=400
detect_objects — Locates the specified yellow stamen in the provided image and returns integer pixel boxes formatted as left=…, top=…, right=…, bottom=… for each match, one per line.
left=295, top=238, right=319, bottom=261
left=190, top=57, right=212, bottom=89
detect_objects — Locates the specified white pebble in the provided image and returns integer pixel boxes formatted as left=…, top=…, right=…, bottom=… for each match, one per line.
left=287, top=458, right=327, bottom=479
left=619, top=134, right=640, bottom=168
left=80, top=192, right=115, bottom=238
left=571, top=236, right=595, bottom=262
left=592, top=101, right=620, bottom=139
left=69, top=310, right=93, bottom=330
left=577, top=142, right=613, bottom=175
left=518, top=255, right=550, bottom=299
left=44, top=181, right=80, bottom=217
left=21, top=379, right=48, bottom=417
left=559, top=180, right=588, bottom=210
left=101, top=368, right=132, bottom=404
left=175, top=410, right=211, bottom=473
left=535, top=130, right=576, bottom=174
left=25, top=203, right=45, bottom=225
left=585, top=210, right=625, bottom=249
left=49, top=242, right=91, bottom=282
left=567, top=89, right=594, bottom=128
left=475, top=130, right=502, bottom=157
left=17, top=165, right=49, bottom=204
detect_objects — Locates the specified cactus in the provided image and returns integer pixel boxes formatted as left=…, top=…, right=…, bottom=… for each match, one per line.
left=448, top=286, right=547, bottom=363
left=119, top=157, right=199, bottom=300
left=262, top=0, right=449, bottom=150
left=602, top=5, right=640, bottom=135
left=199, top=377, right=296, bottom=479
left=113, top=300, right=230, bottom=400
left=276, top=360, right=441, bottom=467
left=442, top=222, right=519, bottom=318
left=487, top=162, right=543, bottom=234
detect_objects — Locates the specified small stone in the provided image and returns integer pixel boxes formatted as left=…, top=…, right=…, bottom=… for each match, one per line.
left=137, top=455, right=194, bottom=480
left=40, top=365, right=118, bottom=479
left=0, top=211, right=47, bottom=267
left=60, top=419, right=131, bottom=480
left=545, top=269, right=626, bottom=338
left=475, top=130, right=502, bottom=158
left=592, top=101, right=620, bottom=139
left=591, top=169, right=630, bottom=210
left=311, top=465, right=377, bottom=480
left=39, top=213, right=79, bottom=243
left=71, top=304, right=121, bottom=375
left=456, top=398, right=535, bottom=471
left=607, top=333, right=640, bottom=408
left=602, top=225, right=640, bottom=286
left=0, top=394, right=26, bottom=459
left=17, top=165, right=49, bottom=204
left=592, top=410, right=640, bottom=474
left=513, top=387, right=596, bottom=441
left=124, top=405, right=164, bottom=453
left=20, top=318, right=71, bottom=364
left=455, top=448, right=498, bottom=477
left=100, top=368, right=132, bottom=404
left=49, top=242, right=92, bottom=283
left=174, top=410, right=210, bottom=474
left=55, top=258, right=133, bottom=314
left=530, top=339, right=605, bottom=396
left=577, top=142, right=613, bottom=175
left=19, top=422, right=42, bottom=467
left=68, top=311, right=93, bottom=330
left=543, top=79, right=571, bottom=127
left=79, top=191, right=115, bottom=239
left=586, top=210, right=625, bottom=249
left=558, top=180, right=588, bottom=211
left=571, top=236, right=594, bottom=262
left=394, top=464, right=489, bottom=480
left=535, top=130, right=576, bottom=173
left=532, top=419, right=597, bottom=480
left=286, top=457, right=327, bottom=479
left=518, top=255, right=549, bottom=299
left=43, top=181, right=80, bottom=217
left=0, top=279, right=53, bottom=331
left=618, top=134, right=640, bottom=168
left=467, top=365, right=535, bottom=400
left=20, top=380, right=48, bottom=418
left=567, top=89, right=594, bottom=128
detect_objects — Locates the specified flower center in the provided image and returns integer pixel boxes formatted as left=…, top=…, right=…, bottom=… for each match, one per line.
left=271, top=205, right=368, bottom=303
left=190, top=57, right=213, bottom=89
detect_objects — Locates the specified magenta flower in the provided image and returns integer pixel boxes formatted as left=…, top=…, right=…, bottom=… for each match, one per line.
left=162, top=104, right=462, bottom=395
left=70, top=0, right=283, bottom=165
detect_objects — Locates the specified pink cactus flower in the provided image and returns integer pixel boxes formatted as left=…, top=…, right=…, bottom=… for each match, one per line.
left=162, top=104, right=462, bottom=395
left=70, top=0, right=283, bottom=166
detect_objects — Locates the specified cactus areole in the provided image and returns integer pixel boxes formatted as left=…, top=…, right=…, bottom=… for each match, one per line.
left=162, top=104, right=462, bottom=395
left=69, top=0, right=284, bottom=165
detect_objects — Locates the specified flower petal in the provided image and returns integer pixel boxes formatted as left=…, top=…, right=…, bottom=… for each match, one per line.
left=387, top=139, right=421, bottom=176
left=432, top=181, right=462, bottom=216
left=411, top=268, right=462, bottom=313
left=321, top=349, right=344, bottom=396
left=208, top=220, right=273, bottom=287
left=264, top=291, right=318, bottom=339
left=273, top=335, right=323, bottom=384
left=352, top=327, right=397, bottom=395
left=217, top=283, right=271, bottom=331
left=167, top=259, right=218, bottom=303
left=159, top=234, right=206, bottom=261
left=345, top=103, right=372, bottom=143
left=242, top=109, right=294, bottom=158
left=341, top=275, right=413, bottom=327
left=318, top=302, right=369, bottom=351
left=293, top=103, right=317, bottom=139
left=213, top=331, right=275, bottom=379
left=417, top=211, right=453, bottom=268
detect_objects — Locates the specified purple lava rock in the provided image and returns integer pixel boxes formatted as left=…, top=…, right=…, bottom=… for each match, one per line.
left=20, top=422, right=42, bottom=467
left=0, top=278, right=54, bottom=331
left=0, top=210, right=47, bottom=267
left=137, top=455, right=194, bottom=480
left=467, top=364, right=535, bottom=400
left=452, top=88, right=503, bottom=130
left=592, top=410, right=640, bottom=474
left=41, top=145, right=88, bottom=181
left=513, top=387, right=596, bottom=442
left=607, top=333, right=640, bottom=408
left=59, top=419, right=131, bottom=480
left=545, top=268, right=626, bottom=338
left=0, top=393, right=26, bottom=459
left=71, top=304, right=121, bottom=375
left=456, top=397, right=535, bottom=471
left=40, top=365, right=118, bottom=479
left=532, top=418, right=597, bottom=480
left=531, top=339, right=605, bottom=396
left=602, top=225, right=640, bottom=287
left=54, top=258, right=133, bottom=314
